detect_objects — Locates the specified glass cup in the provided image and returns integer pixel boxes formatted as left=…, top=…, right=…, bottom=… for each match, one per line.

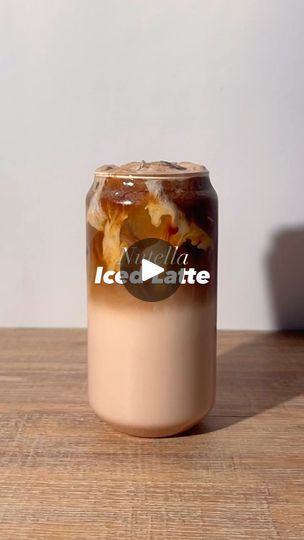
left=86, top=161, right=218, bottom=437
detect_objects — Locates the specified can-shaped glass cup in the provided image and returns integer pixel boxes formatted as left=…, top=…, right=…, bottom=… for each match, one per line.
left=86, top=161, right=218, bottom=437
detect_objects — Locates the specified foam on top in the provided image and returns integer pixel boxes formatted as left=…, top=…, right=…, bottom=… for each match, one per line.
left=95, top=161, right=208, bottom=178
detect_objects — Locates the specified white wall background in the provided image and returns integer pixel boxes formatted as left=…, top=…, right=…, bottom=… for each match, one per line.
left=0, top=0, right=303, bottom=329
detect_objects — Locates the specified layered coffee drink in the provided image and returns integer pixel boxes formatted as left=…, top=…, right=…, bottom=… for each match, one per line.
left=86, top=161, right=218, bottom=437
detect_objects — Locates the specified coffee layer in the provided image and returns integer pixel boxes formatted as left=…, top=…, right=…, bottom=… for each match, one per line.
left=87, top=169, right=217, bottom=276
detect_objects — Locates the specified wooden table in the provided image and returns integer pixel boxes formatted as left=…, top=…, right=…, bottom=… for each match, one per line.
left=0, top=329, right=303, bottom=539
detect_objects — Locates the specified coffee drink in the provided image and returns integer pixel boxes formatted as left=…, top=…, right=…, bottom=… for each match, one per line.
left=86, top=161, right=218, bottom=437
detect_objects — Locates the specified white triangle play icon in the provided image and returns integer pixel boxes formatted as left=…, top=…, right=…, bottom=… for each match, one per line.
left=141, top=259, right=164, bottom=282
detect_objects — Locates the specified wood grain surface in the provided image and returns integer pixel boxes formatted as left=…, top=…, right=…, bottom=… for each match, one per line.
left=0, top=329, right=303, bottom=539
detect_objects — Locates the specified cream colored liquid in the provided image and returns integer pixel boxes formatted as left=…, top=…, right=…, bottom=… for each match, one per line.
left=88, top=294, right=216, bottom=437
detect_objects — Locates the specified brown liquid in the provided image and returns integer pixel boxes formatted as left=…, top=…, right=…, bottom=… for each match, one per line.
left=86, top=161, right=218, bottom=437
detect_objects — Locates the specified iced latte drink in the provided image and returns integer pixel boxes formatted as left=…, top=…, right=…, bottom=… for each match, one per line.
left=86, top=161, right=218, bottom=437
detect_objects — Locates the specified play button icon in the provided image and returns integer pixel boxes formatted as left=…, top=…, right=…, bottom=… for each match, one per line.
left=141, top=259, right=164, bottom=282
left=120, top=238, right=184, bottom=302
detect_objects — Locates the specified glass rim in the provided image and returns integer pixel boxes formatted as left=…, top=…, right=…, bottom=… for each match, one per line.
left=94, top=170, right=210, bottom=180
left=94, top=161, right=209, bottom=180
